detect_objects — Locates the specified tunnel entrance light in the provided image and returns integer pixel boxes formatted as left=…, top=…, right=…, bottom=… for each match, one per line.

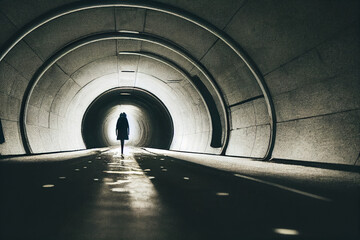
left=104, top=105, right=141, bottom=146
left=82, top=88, right=174, bottom=150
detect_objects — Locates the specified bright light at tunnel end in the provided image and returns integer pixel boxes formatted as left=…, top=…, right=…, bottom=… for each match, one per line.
left=104, top=105, right=141, bottom=146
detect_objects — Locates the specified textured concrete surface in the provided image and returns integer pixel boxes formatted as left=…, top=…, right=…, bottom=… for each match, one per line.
left=0, top=0, right=359, bottom=165
left=273, top=110, right=360, bottom=165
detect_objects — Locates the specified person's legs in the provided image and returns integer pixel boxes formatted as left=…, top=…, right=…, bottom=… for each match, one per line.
left=120, top=139, right=124, bottom=154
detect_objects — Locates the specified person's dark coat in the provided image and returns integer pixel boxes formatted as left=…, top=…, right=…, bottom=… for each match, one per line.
left=116, top=116, right=129, bottom=140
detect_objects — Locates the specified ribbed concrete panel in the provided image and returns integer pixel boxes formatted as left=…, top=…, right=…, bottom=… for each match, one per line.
left=134, top=72, right=213, bottom=153
left=317, top=24, right=360, bottom=76
left=0, top=12, right=17, bottom=47
left=156, top=0, right=246, bottom=29
left=0, top=61, right=17, bottom=96
left=230, top=102, right=256, bottom=130
left=225, top=0, right=359, bottom=74
left=24, top=8, right=115, bottom=60
left=29, top=86, right=45, bottom=108
left=265, top=49, right=332, bottom=96
left=44, top=66, right=69, bottom=95
left=189, top=67, right=226, bottom=134
left=226, top=127, right=256, bottom=157
left=137, top=57, right=183, bottom=81
left=7, top=96, right=20, bottom=121
left=38, top=127, right=53, bottom=151
left=251, top=124, right=270, bottom=158
left=228, top=98, right=270, bottom=158
left=180, top=132, right=210, bottom=152
left=266, top=24, right=359, bottom=97
left=0, top=120, right=25, bottom=154
left=118, top=54, right=139, bottom=69
left=140, top=42, right=194, bottom=72
left=177, top=83, right=200, bottom=134
left=4, top=41, right=43, bottom=80
left=274, top=73, right=360, bottom=122
left=118, top=73, right=136, bottom=87
left=26, top=125, right=43, bottom=153
left=36, top=65, right=65, bottom=91
left=41, top=93, right=54, bottom=112
left=49, top=112, right=58, bottom=130
left=180, top=80, right=209, bottom=133
left=253, top=98, right=270, bottom=126
left=49, top=128, right=61, bottom=151
left=57, top=74, right=119, bottom=152
left=135, top=74, right=186, bottom=143
left=0, top=93, right=8, bottom=119
left=115, top=8, right=146, bottom=32
left=57, top=40, right=117, bottom=76
left=118, top=54, right=139, bottom=82
left=72, top=56, right=118, bottom=87
left=38, top=108, right=49, bottom=128
left=57, top=115, right=71, bottom=151
left=145, top=10, right=217, bottom=60
left=26, top=105, right=39, bottom=126
left=49, top=96, right=62, bottom=116
left=201, top=41, right=262, bottom=105
left=35, top=65, right=69, bottom=102
left=51, top=79, right=81, bottom=117
left=0, top=0, right=75, bottom=28
left=273, top=110, right=360, bottom=164
left=9, top=70, right=28, bottom=100
left=117, top=39, right=142, bottom=53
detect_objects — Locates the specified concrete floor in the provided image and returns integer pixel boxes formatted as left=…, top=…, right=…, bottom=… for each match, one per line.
left=0, top=147, right=359, bottom=240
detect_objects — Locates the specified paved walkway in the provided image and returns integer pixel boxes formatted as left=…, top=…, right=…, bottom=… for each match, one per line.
left=0, top=147, right=358, bottom=239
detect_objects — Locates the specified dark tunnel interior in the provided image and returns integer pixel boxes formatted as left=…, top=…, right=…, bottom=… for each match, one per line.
left=0, top=0, right=359, bottom=239
left=82, top=88, right=173, bottom=149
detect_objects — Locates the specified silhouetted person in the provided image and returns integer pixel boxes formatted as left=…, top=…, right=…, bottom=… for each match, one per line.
left=116, top=112, right=129, bottom=155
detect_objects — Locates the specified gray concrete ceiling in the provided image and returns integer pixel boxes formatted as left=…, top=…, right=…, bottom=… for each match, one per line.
left=0, top=0, right=358, bottom=165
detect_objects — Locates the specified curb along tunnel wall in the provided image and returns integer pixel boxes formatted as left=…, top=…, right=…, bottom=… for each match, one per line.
left=0, top=0, right=359, bottom=165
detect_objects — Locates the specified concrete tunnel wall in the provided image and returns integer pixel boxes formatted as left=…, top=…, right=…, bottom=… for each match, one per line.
left=0, top=0, right=359, bottom=165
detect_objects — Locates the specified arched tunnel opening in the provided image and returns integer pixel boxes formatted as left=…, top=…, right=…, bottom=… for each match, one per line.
left=0, top=1, right=359, bottom=239
left=82, top=88, right=173, bottom=149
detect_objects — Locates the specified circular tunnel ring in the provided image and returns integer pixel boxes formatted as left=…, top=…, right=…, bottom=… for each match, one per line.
left=82, top=87, right=174, bottom=149
left=20, top=32, right=227, bottom=154
left=1, top=1, right=275, bottom=159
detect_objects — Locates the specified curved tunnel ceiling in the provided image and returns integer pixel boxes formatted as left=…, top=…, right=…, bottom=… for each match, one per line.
left=1, top=2, right=275, bottom=158
left=0, top=0, right=359, bottom=165
left=21, top=32, right=225, bottom=153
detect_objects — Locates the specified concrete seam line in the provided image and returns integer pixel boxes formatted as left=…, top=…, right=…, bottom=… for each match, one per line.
left=1, top=0, right=275, bottom=159
left=20, top=33, right=224, bottom=154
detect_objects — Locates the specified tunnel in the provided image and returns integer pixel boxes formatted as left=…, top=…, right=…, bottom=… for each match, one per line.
left=0, top=0, right=359, bottom=239
left=82, top=87, right=173, bottom=149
